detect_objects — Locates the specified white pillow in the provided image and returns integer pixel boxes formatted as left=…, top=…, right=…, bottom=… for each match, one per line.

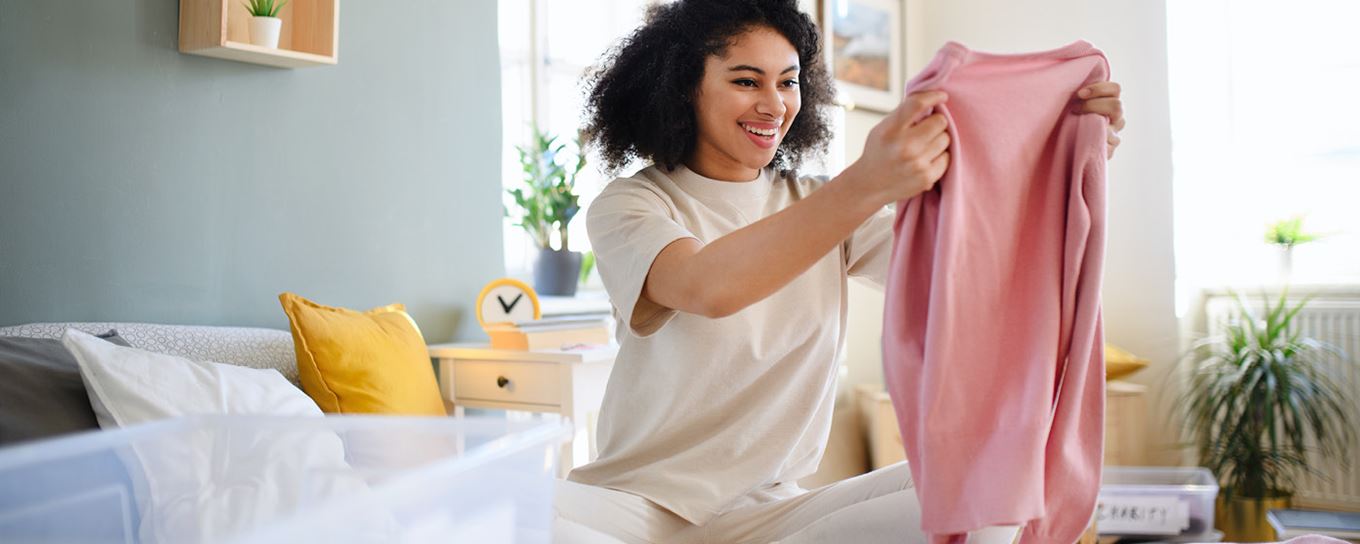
left=61, top=328, right=320, bottom=426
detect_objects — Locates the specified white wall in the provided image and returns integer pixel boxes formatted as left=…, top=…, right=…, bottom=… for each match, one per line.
left=837, top=0, right=1182, bottom=465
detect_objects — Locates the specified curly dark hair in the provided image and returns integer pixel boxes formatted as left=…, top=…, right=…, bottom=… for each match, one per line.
left=581, top=0, right=835, bottom=175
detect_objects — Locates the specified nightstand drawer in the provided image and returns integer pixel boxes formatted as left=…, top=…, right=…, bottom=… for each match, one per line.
left=452, top=360, right=561, bottom=406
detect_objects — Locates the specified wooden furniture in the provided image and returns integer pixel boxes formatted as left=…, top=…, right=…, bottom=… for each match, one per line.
left=179, top=0, right=339, bottom=68
left=857, top=384, right=906, bottom=470
left=1104, top=380, right=1148, bottom=466
left=860, top=380, right=1150, bottom=469
left=428, top=343, right=616, bottom=477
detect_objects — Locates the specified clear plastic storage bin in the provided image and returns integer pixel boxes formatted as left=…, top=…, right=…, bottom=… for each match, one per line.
left=0, top=415, right=570, bottom=543
left=1097, top=466, right=1219, bottom=540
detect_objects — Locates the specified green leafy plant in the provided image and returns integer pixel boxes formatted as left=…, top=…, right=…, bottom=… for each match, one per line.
left=506, top=127, right=586, bottom=251
left=1176, top=291, right=1355, bottom=502
left=1265, top=216, right=1324, bottom=248
left=242, top=0, right=288, bottom=18
left=579, top=251, right=596, bottom=284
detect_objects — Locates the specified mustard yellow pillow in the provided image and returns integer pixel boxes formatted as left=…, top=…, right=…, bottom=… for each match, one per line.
left=279, top=292, right=446, bottom=416
left=1105, top=343, right=1149, bottom=381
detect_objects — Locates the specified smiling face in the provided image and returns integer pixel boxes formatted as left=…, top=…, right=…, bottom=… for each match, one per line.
left=688, top=25, right=802, bottom=181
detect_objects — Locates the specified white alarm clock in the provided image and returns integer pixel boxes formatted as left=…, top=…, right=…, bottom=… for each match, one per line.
left=475, top=277, right=541, bottom=328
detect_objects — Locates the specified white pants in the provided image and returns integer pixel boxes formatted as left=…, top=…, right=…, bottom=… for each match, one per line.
left=552, top=462, right=1020, bottom=544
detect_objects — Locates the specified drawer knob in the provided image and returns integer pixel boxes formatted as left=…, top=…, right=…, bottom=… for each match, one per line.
left=497, top=376, right=510, bottom=388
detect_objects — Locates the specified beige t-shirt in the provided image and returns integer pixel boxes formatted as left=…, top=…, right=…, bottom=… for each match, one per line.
left=567, top=164, right=896, bottom=525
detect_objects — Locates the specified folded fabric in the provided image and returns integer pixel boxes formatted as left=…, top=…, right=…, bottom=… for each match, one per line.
left=136, top=418, right=391, bottom=543
left=0, top=330, right=129, bottom=445
left=882, top=40, right=1110, bottom=543
left=59, top=330, right=394, bottom=543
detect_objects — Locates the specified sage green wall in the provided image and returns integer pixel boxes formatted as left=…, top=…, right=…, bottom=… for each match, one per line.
left=0, top=0, right=504, bottom=342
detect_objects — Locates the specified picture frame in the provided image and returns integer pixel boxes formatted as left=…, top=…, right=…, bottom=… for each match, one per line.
left=819, top=0, right=904, bottom=113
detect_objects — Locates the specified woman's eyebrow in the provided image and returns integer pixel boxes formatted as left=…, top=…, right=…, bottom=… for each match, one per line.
left=727, top=64, right=801, bottom=75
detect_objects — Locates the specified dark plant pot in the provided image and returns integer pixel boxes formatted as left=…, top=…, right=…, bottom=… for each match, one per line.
left=533, top=247, right=582, bottom=297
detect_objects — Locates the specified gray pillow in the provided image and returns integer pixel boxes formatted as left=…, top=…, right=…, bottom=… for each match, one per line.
left=0, top=330, right=130, bottom=446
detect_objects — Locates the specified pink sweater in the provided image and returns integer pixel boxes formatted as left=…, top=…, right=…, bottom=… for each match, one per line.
left=882, top=40, right=1110, bottom=543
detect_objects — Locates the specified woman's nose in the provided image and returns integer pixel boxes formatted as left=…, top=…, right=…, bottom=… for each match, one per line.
left=755, top=88, right=786, bottom=118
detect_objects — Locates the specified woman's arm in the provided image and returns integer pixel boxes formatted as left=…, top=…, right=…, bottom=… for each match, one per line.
left=643, top=91, right=951, bottom=318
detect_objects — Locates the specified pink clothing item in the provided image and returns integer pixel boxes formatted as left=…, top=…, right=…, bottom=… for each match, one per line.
left=882, top=41, right=1111, bottom=543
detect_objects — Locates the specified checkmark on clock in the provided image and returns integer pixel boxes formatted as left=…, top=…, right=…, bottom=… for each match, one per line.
left=497, top=293, right=524, bottom=314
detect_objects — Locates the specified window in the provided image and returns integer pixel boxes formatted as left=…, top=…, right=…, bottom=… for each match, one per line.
left=498, top=0, right=654, bottom=280
left=1167, top=0, right=1360, bottom=315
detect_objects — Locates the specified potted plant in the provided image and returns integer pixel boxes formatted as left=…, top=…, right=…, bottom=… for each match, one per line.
left=1265, top=216, right=1324, bottom=282
left=507, top=127, right=587, bottom=296
left=1176, top=291, right=1354, bottom=541
left=243, top=0, right=288, bottom=49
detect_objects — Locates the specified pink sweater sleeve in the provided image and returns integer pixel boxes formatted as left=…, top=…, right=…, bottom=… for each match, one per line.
left=881, top=40, right=1110, bottom=544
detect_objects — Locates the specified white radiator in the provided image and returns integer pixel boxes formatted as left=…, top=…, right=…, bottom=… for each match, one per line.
left=1202, top=287, right=1360, bottom=511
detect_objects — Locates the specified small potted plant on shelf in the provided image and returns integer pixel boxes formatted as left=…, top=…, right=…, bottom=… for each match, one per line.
left=243, top=0, right=288, bottom=49
left=1175, top=291, right=1355, bottom=541
left=507, top=127, right=587, bottom=296
left=1265, top=215, right=1324, bottom=282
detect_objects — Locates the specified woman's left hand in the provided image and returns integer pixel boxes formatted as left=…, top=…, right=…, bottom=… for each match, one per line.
left=1076, top=81, right=1125, bottom=159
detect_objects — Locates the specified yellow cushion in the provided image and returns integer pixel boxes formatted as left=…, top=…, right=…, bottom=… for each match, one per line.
left=278, top=292, right=446, bottom=416
left=1104, top=343, right=1149, bottom=381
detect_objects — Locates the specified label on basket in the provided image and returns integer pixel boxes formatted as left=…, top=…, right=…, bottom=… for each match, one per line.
left=1095, top=495, right=1189, bottom=535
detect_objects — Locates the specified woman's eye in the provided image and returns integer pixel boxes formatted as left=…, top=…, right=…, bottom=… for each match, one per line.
left=782, top=79, right=800, bottom=88
left=733, top=79, right=757, bottom=87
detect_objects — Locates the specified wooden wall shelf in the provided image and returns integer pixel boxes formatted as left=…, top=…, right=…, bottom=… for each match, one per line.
left=179, top=0, right=339, bottom=68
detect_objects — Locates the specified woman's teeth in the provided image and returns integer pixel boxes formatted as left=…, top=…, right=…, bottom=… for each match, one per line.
left=742, top=124, right=777, bottom=137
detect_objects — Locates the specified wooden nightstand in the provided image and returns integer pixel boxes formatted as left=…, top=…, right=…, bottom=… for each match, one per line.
left=427, top=343, right=616, bottom=477
left=1104, top=380, right=1148, bottom=466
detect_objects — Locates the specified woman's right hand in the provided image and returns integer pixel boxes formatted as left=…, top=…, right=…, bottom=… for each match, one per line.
left=845, top=90, right=952, bottom=206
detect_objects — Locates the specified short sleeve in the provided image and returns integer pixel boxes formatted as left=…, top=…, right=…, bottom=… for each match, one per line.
left=844, top=204, right=896, bottom=290
left=586, top=180, right=698, bottom=337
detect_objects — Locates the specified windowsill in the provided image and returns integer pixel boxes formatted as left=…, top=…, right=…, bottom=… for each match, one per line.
left=539, top=289, right=611, bottom=317
left=1200, top=282, right=1360, bottom=298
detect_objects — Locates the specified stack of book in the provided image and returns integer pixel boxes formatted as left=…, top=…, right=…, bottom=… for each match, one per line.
left=1267, top=509, right=1360, bottom=541
left=486, top=314, right=612, bottom=351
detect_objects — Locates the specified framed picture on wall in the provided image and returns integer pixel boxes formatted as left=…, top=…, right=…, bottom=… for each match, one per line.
left=819, top=0, right=904, bottom=113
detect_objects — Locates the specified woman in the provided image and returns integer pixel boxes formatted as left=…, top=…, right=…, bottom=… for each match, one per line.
left=556, top=1, right=1126, bottom=542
